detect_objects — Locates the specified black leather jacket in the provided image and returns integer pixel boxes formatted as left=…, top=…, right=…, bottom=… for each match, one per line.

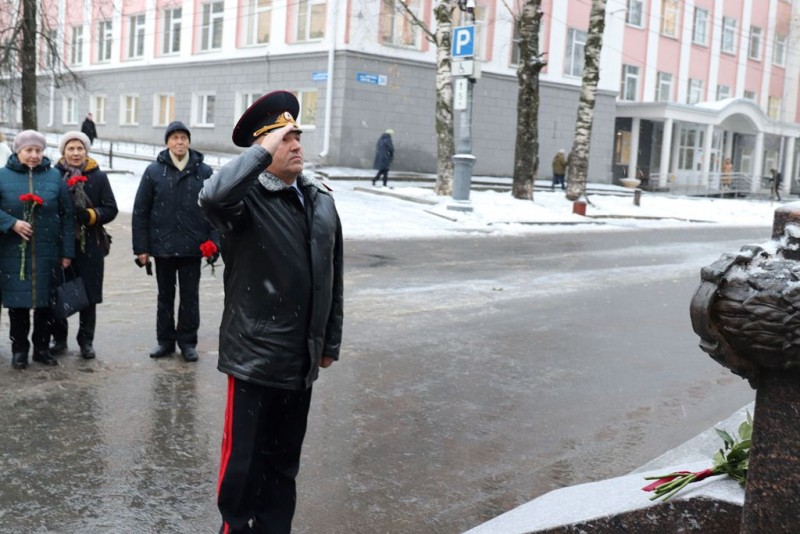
left=199, top=145, right=343, bottom=390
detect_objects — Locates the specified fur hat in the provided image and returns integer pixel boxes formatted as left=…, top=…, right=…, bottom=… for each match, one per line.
left=59, top=131, right=91, bottom=154
left=14, top=130, right=47, bottom=152
left=165, top=121, right=191, bottom=143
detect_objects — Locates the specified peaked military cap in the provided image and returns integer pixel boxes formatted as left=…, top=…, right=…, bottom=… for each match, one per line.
left=232, top=91, right=301, bottom=147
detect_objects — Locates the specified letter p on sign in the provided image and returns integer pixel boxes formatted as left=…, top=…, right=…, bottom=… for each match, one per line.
left=452, top=26, right=475, bottom=58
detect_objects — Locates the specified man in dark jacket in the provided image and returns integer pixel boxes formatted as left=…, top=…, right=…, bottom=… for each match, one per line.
left=132, top=121, right=219, bottom=362
left=372, top=129, right=394, bottom=187
left=199, top=91, right=343, bottom=534
left=81, top=113, right=98, bottom=144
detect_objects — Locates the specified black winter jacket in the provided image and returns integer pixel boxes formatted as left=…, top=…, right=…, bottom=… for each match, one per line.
left=199, top=145, right=343, bottom=390
left=55, top=157, right=118, bottom=304
left=132, top=148, right=218, bottom=257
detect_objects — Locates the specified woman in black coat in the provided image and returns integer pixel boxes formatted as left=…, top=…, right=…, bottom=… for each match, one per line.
left=372, top=129, right=394, bottom=187
left=51, top=131, right=118, bottom=359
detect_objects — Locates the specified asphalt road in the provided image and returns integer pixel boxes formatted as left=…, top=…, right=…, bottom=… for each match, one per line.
left=0, top=223, right=765, bottom=533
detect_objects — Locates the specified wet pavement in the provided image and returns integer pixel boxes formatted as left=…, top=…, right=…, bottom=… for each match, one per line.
left=0, top=223, right=758, bottom=533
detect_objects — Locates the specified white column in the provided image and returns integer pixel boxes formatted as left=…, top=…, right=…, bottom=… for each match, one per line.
left=701, top=123, right=714, bottom=186
left=628, top=118, right=641, bottom=181
left=144, top=0, right=156, bottom=62
left=753, top=131, right=765, bottom=193
left=678, top=0, right=695, bottom=100
left=707, top=0, right=724, bottom=99
left=724, top=129, right=734, bottom=158
left=671, top=123, right=682, bottom=183
left=181, top=0, right=194, bottom=58
left=735, top=0, right=753, bottom=97
left=783, top=136, right=796, bottom=196
left=643, top=0, right=663, bottom=102
left=659, top=118, right=674, bottom=187
left=760, top=0, right=778, bottom=110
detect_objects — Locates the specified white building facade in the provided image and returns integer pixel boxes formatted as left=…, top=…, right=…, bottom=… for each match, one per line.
left=4, top=0, right=798, bottom=189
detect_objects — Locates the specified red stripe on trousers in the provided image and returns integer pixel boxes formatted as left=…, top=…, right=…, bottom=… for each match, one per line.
left=218, top=375, right=236, bottom=534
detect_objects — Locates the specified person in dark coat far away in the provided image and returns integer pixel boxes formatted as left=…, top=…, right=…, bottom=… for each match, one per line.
left=81, top=113, right=98, bottom=145
left=132, top=121, right=219, bottom=363
left=199, top=90, right=343, bottom=534
left=0, top=130, right=74, bottom=369
left=50, top=130, right=118, bottom=360
left=372, top=128, right=394, bottom=187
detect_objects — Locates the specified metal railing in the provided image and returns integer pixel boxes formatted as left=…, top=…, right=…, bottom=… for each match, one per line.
left=646, top=171, right=774, bottom=197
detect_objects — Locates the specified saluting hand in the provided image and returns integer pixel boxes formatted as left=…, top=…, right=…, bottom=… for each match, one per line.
left=258, top=124, right=296, bottom=156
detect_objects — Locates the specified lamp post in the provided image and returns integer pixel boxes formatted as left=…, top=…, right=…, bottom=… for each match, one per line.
left=448, top=1, right=477, bottom=213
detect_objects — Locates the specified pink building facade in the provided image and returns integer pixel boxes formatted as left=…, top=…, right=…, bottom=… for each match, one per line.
left=616, top=0, right=800, bottom=195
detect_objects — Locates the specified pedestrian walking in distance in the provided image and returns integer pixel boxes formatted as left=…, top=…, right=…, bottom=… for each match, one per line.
left=372, top=129, right=394, bottom=187
left=132, top=121, right=219, bottom=363
left=552, top=149, right=567, bottom=191
left=81, top=113, right=98, bottom=145
left=199, top=90, right=344, bottom=534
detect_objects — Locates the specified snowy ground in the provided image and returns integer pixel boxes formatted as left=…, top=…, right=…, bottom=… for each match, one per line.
left=39, top=134, right=783, bottom=239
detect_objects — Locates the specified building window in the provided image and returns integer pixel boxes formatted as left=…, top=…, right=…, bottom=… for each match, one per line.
left=661, top=0, right=679, bottom=38
left=296, top=0, right=326, bottom=42
left=63, top=97, right=78, bottom=125
left=678, top=127, right=701, bottom=171
left=44, top=30, right=57, bottom=68
left=768, top=97, right=781, bottom=120
left=201, top=1, right=224, bottom=51
left=773, top=34, right=786, bottom=66
left=91, top=95, right=107, bottom=124
left=0, top=99, right=10, bottom=123
left=97, top=20, right=113, bottom=61
left=564, top=28, right=587, bottom=77
left=626, top=0, right=643, bottom=27
left=163, top=8, right=182, bottom=54
left=692, top=8, right=708, bottom=45
left=193, top=93, right=216, bottom=126
left=128, top=14, right=146, bottom=58
left=721, top=17, right=736, bottom=54
left=70, top=26, right=83, bottom=65
left=656, top=72, right=673, bottom=102
left=121, top=95, right=139, bottom=125
left=296, top=90, right=317, bottom=126
left=154, top=94, right=175, bottom=126
left=748, top=26, right=762, bottom=60
left=687, top=79, right=703, bottom=104
left=380, top=0, right=418, bottom=48
left=620, top=65, right=640, bottom=101
left=246, top=0, right=271, bottom=45
left=235, top=91, right=262, bottom=119
left=744, top=90, right=756, bottom=100
left=716, top=85, right=731, bottom=100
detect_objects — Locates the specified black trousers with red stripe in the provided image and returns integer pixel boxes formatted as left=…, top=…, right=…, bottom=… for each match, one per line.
left=217, top=376, right=313, bottom=534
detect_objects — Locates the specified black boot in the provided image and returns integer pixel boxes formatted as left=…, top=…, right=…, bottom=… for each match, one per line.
left=149, top=344, right=175, bottom=358
left=33, top=349, right=58, bottom=366
left=180, top=346, right=199, bottom=362
left=80, top=344, right=96, bottom=360
left=50, top=339, right=68, bottom=356
left=11, top=352, right=28, bottom=370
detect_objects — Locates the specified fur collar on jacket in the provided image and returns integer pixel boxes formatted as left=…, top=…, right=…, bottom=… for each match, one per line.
left=257, top=171, right=332, bottom=194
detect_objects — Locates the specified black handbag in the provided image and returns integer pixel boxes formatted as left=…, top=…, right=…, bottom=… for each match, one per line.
left=51, top=267, right=90, bottom=320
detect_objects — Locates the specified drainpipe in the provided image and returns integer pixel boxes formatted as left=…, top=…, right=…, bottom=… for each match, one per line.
left=319, top=0, right=338, bottom=160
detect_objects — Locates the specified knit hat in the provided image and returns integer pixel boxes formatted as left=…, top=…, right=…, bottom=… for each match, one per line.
left=59, top=130, right=91, bottom=154
left=14, top=130, right=47, bottom=152
left=165, top=121, right=191, bottom=143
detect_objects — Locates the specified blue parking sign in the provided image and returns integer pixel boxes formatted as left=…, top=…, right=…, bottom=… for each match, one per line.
left=452, top=26, right=475, bottom=58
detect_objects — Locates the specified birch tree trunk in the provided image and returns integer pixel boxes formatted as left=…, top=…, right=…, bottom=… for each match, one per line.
left=433, top=2, right=455, bottom=196
left=566, top=0, right=606, bottom=201
left=397, top=0, right=456, bottom=195
left=512, top=0, right=545, bottom=200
